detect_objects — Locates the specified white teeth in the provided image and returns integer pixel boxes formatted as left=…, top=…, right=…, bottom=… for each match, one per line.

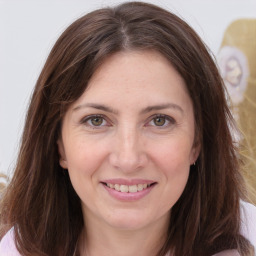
left=128, top=185, right=138, bottom=193
left=106, top=183, right=151, bottom=193
left=120, top=185, right=129, bottom=192
left=114, top=184, right=120, bottom=191
left=137, top=184, right=143, bottom=191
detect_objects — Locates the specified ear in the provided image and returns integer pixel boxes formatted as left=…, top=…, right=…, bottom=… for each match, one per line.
left=189, top=142, right=201, bottom=165
left=57, top=139, right=68, bottom=169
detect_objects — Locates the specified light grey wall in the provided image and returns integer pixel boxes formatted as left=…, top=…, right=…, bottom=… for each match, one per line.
left=1, top=0, right=256, bottom=176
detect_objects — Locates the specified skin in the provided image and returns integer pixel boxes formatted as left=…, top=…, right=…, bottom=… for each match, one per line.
left=58, top=50, right=200, bottom=256
left=213, top=250, right=240, bottom=256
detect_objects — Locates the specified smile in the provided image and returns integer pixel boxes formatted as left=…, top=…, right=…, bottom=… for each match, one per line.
left=106, top=183, right=150, bottom=193
left=101, top=179, right=157, bottom=201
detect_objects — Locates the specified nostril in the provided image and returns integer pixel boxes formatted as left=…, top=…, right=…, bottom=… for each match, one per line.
left=108, top=151, right=147, bottom=172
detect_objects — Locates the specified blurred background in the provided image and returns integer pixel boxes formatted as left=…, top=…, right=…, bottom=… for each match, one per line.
left=0, top=0, right=256, bottom=199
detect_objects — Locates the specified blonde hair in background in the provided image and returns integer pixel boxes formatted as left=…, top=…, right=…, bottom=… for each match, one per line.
left=218, top=19, right=256, bottom=205
left=0, top=173, right=7, bottom=194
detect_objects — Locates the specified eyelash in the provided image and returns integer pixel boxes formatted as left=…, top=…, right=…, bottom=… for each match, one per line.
left=80, top=114, right=175, bottom=129
left=81, top=114, right=110, bottom=128
left=146, top=114, right=176, bottom=128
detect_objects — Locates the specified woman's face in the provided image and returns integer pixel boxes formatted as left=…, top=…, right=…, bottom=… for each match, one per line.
left=58, top=50, right=200, bottom=232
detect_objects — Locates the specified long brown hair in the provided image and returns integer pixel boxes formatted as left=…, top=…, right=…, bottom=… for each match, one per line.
left=0, top=2, right=253, bottom=255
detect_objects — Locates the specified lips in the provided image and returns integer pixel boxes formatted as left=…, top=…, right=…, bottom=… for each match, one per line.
left=106, top=183, right=150, bottom=193
left=101, top=179, right=156, bottom=200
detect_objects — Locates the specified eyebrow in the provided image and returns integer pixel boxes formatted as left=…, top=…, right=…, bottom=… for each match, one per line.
left=140, top=103, right=184, bottom=114
left=73, top=103, right=118, bottom=114
left=73, top=103, right=184, bottom=114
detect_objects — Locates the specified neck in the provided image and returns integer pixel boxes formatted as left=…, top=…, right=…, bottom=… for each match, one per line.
left=79, top=213, right=170, bottom=256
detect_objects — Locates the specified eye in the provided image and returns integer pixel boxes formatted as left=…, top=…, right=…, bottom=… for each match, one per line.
left=81, top=115, right=109, bottom=128
left=146, top=115, right=175, bottom=128
left=90, top=116, right=104, bottom=126
left=153, top=116, right=167, bottom=126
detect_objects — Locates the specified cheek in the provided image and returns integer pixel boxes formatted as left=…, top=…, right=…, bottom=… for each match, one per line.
left=150, top=141, right=191, bottom=195
left=160, top=150, right=190, bottom=187
left=64, top=137, right=108, bottom=173
left=65, top=144, right=95, bottom=193
left=151, top=138, right=193, bottom=171
left=65, top=140, right=108, bottom=199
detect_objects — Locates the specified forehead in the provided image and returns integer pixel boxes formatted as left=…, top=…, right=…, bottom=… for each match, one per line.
left=87, top=51, right=187, bottom=94
left=90, top=50, right=184, bottom=82
left=70, top=50, right=193, bottom=115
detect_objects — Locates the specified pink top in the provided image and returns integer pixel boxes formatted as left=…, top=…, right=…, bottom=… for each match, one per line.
left=1, top=201, right=255, bottom=255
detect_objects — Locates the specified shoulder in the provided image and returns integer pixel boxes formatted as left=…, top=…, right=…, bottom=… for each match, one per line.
left=213, top=201, right=256, bottom=256
left=0, top=228, right=21, bottom=256
left=240, top=201, right=256, bottom=249
left=213, top=250, right=240, bottom=256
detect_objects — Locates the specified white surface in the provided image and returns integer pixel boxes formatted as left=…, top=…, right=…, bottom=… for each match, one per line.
left=1, top=0, right=256, bottom=176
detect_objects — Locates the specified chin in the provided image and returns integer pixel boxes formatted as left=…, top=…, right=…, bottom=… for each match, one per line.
left=108, top=220, right=150, bottom=231
left=104, top=208, right=168, bottom=231
left=105, top=211, right=153, bottom=231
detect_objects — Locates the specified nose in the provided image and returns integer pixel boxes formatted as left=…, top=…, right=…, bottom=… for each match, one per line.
left=109, top=126, right=148, bottom=173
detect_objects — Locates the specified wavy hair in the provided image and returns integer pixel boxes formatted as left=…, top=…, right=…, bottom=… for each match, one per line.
left=0, top=2, right=253, bottom=255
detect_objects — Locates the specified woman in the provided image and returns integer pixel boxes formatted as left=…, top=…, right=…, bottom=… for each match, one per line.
left=0, top=2, right=255, bottom=256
